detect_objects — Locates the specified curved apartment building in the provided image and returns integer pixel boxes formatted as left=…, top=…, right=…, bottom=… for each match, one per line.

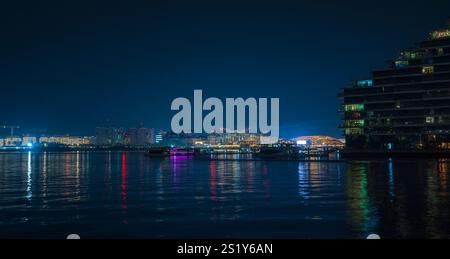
left=340, top=19, right=450, bottom=152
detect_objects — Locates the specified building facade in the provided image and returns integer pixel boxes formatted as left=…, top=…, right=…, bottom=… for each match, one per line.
left=96, top=127, right=154, bottom=147
left=39, top=136, right=93, bottom=147
left=125, top=128, right=155, bottom=146
left=340, top=20, right=450, bottom=150
left=95, top=127, right=126, bottom=146
left=207, top=132, right=261, bottom=146
left=0, top=137, right=23, bottom=147
left=155, top=130, right=164, bottom=144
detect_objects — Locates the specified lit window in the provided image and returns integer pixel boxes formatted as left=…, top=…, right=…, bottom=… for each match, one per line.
left=437, top=48, right=444, bottom=55
left=344, top=120, right=365, bottom=128
left=400, top=51, right=423, bottom=60
left=356, top=79, right=373, bottom=87
left=344, top=104, right=364, bottom=112
left=426, top=117, right=435, bottom=124
left=395, top=60, right=409, bottom=68
left=422, top=66, right=434, bottom=74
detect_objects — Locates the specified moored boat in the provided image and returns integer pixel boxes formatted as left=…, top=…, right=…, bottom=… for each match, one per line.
left=170, top=147, right=196, bottom=156
left=255, top=144, right=301, bottom=159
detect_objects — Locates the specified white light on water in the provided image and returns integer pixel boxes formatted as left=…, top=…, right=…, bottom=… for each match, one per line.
left=27, top=151, right=32, bottom=200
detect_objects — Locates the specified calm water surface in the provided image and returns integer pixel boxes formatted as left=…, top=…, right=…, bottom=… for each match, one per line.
left=0, top=151, right=449, bottom=239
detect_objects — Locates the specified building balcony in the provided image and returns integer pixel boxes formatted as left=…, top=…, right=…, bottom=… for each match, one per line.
left=369, top=122, right=450, bottom=128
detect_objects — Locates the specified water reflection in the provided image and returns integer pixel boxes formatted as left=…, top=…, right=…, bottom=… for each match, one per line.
left=344, top=160, right=450, bottom=238
left=41, top=152, right=48, bottom=205
left=121, top=152, right=128, bottom=224
left=26, top=152, right=32, bottom=201
left=0, top=152, right=450, bottom=238
left=298, top=163, right=311, bottom=200
left=345, top=162, right=379, bottom=235
left=210, top=161, right=217, bottom=202
left=388, top=158, right=395, bottom=201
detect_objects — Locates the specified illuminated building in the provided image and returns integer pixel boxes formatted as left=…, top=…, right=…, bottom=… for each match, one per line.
left=155, top=130, right=261, bottom=148
left=0, top=137, right=24, bottom=147
left=199, top=128, right=262, bottom=146
left=96, top=127, right=155, bottom=147
left=340, top=20, right=450, bottom=150
left=22, top=137, right=37, bottom=147
left=160, top=132, right=205, bottom=147
left=0, top=136, right=36, bottom=147
left=293, top=136, right=344, bottom=148
left=137, top=128, right=154, bottom=146
left=206, top=132, right=261, bottom=146
left=155, top=130, right=164, bottom=144
left=126, top=128, right=154, bottom=146
left=95, top=127, right=126, bottom=146
left=39, top=136, right=93, bottom=147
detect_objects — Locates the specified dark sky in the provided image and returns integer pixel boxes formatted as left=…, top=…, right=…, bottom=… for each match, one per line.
left=1, top=0, right=450, bottom=138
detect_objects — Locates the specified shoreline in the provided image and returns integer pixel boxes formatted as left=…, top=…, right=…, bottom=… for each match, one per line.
left=2, top=147, right=450, bottom=161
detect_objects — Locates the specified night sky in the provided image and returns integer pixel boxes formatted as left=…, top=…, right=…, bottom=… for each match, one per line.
left=1, top=0, right=450, bottom=138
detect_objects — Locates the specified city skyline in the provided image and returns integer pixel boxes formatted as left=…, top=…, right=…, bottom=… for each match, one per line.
left=341, top=21, right=450, bottom=152
left=2, top=1, right=450, bottom=139
left=2, top=0, right=450, bottom=242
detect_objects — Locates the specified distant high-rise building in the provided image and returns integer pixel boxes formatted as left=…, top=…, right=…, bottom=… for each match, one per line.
left=39, top=136, right=93, bottom=147
left=126, top=128, right=154, bottom=146
left=96, top=127, right=154, bottom=147
left=339, top=20, right=450, bottom=150
left=206, top=132, right=261, bottom=146
left=95, top=127, right=125, bottom=146
left=137, top=128, right=154, bottom=146
left=126, top=128, right=138, bottom=146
